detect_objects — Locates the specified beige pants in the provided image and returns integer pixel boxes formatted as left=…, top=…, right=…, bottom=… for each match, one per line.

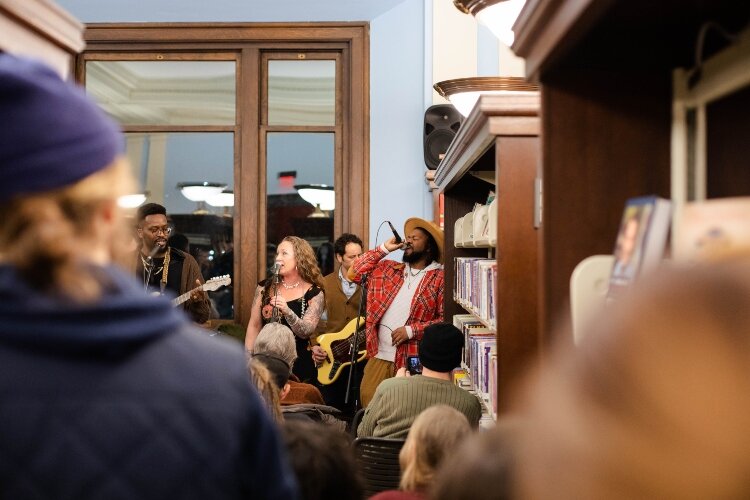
left=359, top=356, right=395, bottom=408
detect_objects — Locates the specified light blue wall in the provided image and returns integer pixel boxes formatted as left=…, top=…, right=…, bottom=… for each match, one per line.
left=57, top=0, right=431, bottom=249
left=369, top=0, right=428, bottom=249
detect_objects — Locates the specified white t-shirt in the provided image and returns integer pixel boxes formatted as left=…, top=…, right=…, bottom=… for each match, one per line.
left=376, top=261, right=441, bottom=362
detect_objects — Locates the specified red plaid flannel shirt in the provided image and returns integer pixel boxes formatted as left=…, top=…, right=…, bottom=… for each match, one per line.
left=349, top=246, right=444, bottom=369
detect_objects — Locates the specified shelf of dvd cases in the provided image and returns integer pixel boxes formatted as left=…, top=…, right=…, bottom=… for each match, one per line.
left=435, top=93, right=540, bottom=414
left=454, top=256, right=496, bottom=330
left=453, top=313, right=497, bottom=422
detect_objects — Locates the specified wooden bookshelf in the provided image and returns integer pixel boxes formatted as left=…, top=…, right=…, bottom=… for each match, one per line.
left=513, top=0, right=750, bottom=344
left=435, top=93, right=540, bottom=414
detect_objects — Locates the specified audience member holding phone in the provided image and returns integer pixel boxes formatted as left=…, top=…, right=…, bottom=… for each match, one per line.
left=356, top=323, right=481, bottom=439
left=407, top=355, right=422, bottom=375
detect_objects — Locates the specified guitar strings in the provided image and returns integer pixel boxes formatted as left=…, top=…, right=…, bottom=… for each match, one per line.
left=327, top=329, right=366, bottom=358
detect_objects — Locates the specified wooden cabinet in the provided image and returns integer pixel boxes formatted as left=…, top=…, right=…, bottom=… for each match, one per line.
left=0, top=0, right=83, bottom=78
left=435, top=93, right=540, bottom=413
left=513, top=0, right=750, bottom=343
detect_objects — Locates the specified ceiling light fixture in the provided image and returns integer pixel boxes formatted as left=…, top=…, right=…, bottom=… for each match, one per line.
left=206, top=190, right=234, bottom=217
left=295, top=184, right=335, bottom=218
left=177, top=181, right=228, bottom=214
left=117, top=192, right=149, bottom=209
left=453, top=0, right=526, bottom=46
left=433, top=76, right=538, bottom=117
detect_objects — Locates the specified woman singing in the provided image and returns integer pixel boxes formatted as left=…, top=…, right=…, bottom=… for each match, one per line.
left=245, top=236, right=325, bottom=383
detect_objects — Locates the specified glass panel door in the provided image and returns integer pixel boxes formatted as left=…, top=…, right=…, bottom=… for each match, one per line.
left=265, top=132, right=335, bottom=275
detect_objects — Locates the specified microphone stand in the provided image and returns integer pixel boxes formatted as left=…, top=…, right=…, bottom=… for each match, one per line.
left=271, top=264, right=282, bottom=322
left=144, top=258, right=154, bottom=293
left=344, top=272, right=367, bottom=409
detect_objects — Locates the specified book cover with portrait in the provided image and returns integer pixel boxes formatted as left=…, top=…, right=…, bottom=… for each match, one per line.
left=608, top=196, right=672, bottom=298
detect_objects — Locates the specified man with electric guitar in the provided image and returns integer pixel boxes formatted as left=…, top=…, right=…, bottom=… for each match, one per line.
left=312, top=233, right=365, bottom=414
left=134, top=203, right=211, bottom=323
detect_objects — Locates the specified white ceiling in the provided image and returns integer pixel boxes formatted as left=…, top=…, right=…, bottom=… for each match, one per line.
left=56, top=0, right=410, bottom=22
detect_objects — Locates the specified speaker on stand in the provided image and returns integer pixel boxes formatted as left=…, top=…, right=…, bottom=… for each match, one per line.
left=423, top=104, right=462, bottom=170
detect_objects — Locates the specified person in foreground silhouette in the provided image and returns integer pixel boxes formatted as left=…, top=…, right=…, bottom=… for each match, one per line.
left=513, top=259, right=750, bottom=499
left=0, top=53, right=297, bottom=499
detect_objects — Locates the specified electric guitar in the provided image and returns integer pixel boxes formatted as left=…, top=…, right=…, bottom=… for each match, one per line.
left=172, top=275, right=231, bottom=306
left=316, top=316, right=367, bottom=385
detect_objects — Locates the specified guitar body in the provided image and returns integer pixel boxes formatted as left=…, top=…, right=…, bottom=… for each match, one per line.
left=316, top=316, right=367, bottom=385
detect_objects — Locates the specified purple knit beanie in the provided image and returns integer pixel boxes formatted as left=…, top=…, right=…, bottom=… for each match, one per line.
left=0, top=53, right=123, bottom=202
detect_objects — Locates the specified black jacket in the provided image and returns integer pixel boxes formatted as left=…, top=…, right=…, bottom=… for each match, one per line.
left=0, top=265, right=298, bottom=499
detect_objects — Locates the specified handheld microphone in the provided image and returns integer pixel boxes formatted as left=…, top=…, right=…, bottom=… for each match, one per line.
left=387, top=221, right=402, bottom=244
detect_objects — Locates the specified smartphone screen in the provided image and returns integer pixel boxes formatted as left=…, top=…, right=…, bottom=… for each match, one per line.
left=407, top=355, right=422, bottom=375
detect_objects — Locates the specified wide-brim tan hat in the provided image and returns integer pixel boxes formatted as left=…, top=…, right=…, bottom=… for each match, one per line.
left=404, top=217, right=444, bottom=263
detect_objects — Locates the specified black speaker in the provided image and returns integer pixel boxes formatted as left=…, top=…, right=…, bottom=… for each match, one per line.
left=423, top=104, right=462, bottom=169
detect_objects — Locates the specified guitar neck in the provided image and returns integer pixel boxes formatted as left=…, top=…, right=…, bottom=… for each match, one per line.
left=172, top=286, right=200, bottom=306
left=170, top=275, right=230, bottom=307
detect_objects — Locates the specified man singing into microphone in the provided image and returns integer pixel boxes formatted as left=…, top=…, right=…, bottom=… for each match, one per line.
left=348, top=217, right=444, bottom=407
left=134, top=203, right=210, bottom=324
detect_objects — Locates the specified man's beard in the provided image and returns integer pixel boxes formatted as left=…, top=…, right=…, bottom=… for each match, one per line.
left=402, top=247, right=426, bottom=264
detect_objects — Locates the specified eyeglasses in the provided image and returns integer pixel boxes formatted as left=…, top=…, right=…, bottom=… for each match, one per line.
left=143, top=226, right=172, bottom=236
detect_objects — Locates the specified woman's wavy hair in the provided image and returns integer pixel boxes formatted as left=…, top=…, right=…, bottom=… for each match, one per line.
left=0, top=158, right=134, bottom=302
left=282, top=236, right=325, bottom=289
left=247, top=359, right=283, bottom=423
left=399, top=405, right=472, bottom=492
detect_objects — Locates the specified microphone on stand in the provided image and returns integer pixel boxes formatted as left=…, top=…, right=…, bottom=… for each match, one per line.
left=142, top=243, right=164, bottom=293
left=272, top=262, right=281, bottom=283
left=145, top=241, right=164, bottom=267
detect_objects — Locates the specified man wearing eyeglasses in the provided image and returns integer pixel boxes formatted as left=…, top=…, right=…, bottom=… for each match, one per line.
left=135, top=203, right=210, bottom=324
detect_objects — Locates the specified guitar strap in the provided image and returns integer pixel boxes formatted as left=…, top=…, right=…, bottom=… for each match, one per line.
left=160, top=248, right=171, bottom=295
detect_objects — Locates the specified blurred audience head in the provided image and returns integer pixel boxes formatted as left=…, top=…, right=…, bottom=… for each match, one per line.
left=248, top=359, right=283, bottom=423
left=168, top=232, right=190, bottom=253
left=282, top=419, right=364, bottom=500
left=251, top=353, right=292, bottom=394
left=254, top=322, right=298, bottom=367
left=0, top=53, right=132, bottom=300
left=400, top=405, right=472, bottom=492
left=513, top=260, right=750, bottom=499
left=419, top=323, right=464, bottom=374
left=430, top=417, right=520, bottom=500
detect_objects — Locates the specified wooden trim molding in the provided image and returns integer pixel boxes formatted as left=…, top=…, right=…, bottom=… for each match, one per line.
left=0, top=0, right=83, bottom=52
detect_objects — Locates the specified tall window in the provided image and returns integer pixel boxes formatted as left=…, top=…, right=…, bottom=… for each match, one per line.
left=79, top=24, right=369, bottom=325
